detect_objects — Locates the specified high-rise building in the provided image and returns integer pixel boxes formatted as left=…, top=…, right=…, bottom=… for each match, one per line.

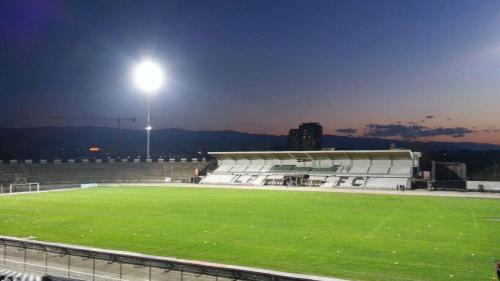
left=300, top=122, right=323, bottom=150
left=287, top=122, right=323, bottom=150
left=287, top=129, right=302, bottom=151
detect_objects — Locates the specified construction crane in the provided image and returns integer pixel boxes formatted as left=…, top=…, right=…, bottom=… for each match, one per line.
left=48, top=116, right=137, bottom=129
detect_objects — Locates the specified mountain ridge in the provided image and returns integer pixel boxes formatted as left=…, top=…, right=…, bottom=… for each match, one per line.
left=1, top=126, right=499, bottom=160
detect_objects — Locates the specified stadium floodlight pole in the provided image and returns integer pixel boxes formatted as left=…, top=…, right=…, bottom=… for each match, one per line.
left=146, top=96, right=151, bottom=159
left=133, top=59, right=164, bottom=159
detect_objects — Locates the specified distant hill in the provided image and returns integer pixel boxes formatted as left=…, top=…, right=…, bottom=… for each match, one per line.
left=323, top=135, right=500, bottom=151
left=1, top=126, right=500, bottom=160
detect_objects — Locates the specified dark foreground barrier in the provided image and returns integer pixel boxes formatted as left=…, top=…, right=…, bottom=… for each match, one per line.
left=0, top=236, right=344, bottom=281
left=0, top=268, right=79, bottom=281
left=432, top=180, right=467, bottom=190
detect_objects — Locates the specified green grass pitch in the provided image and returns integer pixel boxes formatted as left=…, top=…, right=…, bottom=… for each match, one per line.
left=0, top=186, right=499, bottom=281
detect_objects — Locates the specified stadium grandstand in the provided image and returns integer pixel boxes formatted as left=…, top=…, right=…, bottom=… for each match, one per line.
left=200, top=150, right=420, bottom=189
left=0, top=159, right=213, bottom=188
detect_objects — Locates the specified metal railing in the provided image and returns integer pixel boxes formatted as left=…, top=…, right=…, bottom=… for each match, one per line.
left=0, top=259, right=88, bottom=281
left=0, top=236, right=342, bottom=281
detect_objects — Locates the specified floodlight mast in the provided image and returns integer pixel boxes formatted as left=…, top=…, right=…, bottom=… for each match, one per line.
left=146, top=95, right=151, bottom=159
left=133, top=59, right=164, bottom=160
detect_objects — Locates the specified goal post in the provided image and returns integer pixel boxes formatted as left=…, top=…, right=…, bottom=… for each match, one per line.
left=9, top=182, right=40, bottom=193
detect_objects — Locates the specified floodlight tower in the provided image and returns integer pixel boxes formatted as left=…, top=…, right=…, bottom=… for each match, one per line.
left=133, top=59, right=164, bottom=159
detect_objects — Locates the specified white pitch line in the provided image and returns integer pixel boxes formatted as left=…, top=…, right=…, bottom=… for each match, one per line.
left=154, top=183, right=500, bottom=199
left=0, top=186, right=85, bottom=197
left=365, top=202, right=405, bottom=238
left=472, top=212, right=478, bottom=230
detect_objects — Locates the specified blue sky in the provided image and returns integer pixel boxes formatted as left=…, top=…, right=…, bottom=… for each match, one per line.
left=1, top=0, right=500, bottom=143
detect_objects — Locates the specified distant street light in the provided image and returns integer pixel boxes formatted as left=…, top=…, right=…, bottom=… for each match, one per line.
left=133, top=59, right=165, bottom=159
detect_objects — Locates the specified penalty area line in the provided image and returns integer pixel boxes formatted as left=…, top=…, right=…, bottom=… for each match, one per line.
left=364, top=202, right=405, bottom=238
left=472, top=212, right=478, bottom=230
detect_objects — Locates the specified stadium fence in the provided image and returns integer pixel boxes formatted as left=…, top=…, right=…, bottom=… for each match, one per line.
left=0, top=236, right=341, bottom=281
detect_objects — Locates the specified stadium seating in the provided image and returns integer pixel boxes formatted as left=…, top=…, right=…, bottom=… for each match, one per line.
left=347, top=166, right=369, bottom=174
left=0, top=164, right=27, bottom=186
left=0, top=161, right=212, bottom=185
left=308, top=175, right=327, bottom=181
left=260, top=165, right=275, bottom=172
left=0, top=269, right=77, bottom=281
left=368, top=166, right=390, bottom=174
left=230, top=165, right=249, bottom=172
left=200, top=174, right=235, bottom=184
left=244, top=165, right=264, bottom=172
left=213, top=164, right=233, bottom=173
left=203, top=162, right=413, bottom=189
left=264, top=174, right=285, bottom=185
left=202, top=150, right=418, bottom=190
left=389, top=166, right=412, bottom=176
left=337, top=176, right=354, bottom=187
left=291, top=166, right=312, bottom=173
left=340, top=166, right=351, bottom=173
left=365, top=177, right=409, bottom=189
left=320, top=176, right=339, bottom=187
left=306, top=175, right=327, bottom=186
left=269, top=165, right=295, bottom=172
left=248, top=175, right=268, bottom=185
left=310, top=167, right=334, bottom=174
left=0, top=269, right=41, bottom=281
left=232, top=174, right=252, bottom=184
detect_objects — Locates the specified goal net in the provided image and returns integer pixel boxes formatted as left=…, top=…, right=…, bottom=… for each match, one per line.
left=7, top=183, right=40, bottom=193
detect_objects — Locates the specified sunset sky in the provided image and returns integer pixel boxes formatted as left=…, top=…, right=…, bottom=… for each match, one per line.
left=1, top=0, right=500, bottom=144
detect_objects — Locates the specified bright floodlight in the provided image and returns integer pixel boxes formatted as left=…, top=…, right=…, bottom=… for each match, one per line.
left=133, top=60, right=164, bottom=93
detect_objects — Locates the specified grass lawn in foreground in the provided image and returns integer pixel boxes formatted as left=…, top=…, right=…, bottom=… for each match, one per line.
left=0, top=186, right=498, bottom=281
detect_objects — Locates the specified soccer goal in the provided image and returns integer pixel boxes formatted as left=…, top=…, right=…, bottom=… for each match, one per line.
left=8, top=182, right=40, bottom=193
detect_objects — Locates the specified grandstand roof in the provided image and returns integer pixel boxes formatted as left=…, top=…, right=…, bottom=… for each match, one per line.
left=209, top=150, right=414, bottom=160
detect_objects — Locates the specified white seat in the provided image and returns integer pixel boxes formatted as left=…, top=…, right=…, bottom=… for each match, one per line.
left=200, top=174, right=235, bottom=184
left=368, top=166, right=390, bottom=174
left=244, top=165, right=264, bottom=172
left=248, top=175, right=268, bottom=185
left=215, top=165, right=234, bottom=173
left=348, top=166, right=369, bottom=174
left=267, top=174, right=284, bottom=180
left=260, top=165, right=274, bottom=172
left=366, top=177, right=409, bottom=189
left=320, top=176, right=340, bottom=187
left=389, top=166, right=411, bottom=176
left=308, top=175, right=326, bottom=181
left=233, top=174, right=252, bottom=184
left=230, top=165, right=249, bottom=172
